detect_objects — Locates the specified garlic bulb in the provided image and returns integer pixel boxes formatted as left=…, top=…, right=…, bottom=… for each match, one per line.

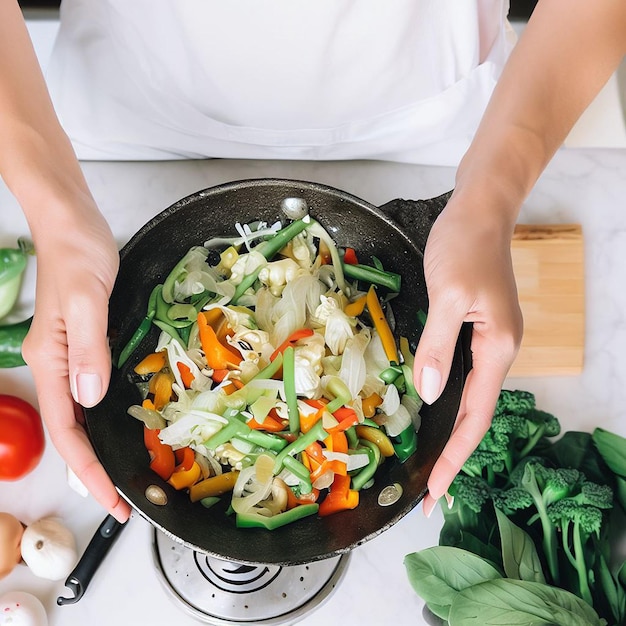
left=20, top=517, right=78, bottom=581
left=0, top=591, right=48, bottom=626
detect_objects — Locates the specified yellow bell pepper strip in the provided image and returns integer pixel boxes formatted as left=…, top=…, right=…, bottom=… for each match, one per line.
left=189, top=470, right=240, bottom=502
left=168, top=460, right=201, bottom=490
left=342, top=261, right=402, bottom=293
left=343, top=294, right=367, bottom=318
left=236, top=503, right=319, bottom=530
left=197, top=312, right=242, bottom=370
left=355, top=424, right=395, bottom=458
left=318, top=474, right=359, bottom=517
left=117, top=284, right=160, bottom=368
left=366, top=285, right=398, bottom=363
left=231, top=217, right=313, bottom=304
left=143, top=427, right=176, bottom=481
left=134, top=351, right=167, bottom=375
left=282, top=345, right=300, bottom=433
left=270, top=328, right=314, bottom=361
left=361, top=392, right=383, bottom=418
left=273, top=420, right=329, bottom=474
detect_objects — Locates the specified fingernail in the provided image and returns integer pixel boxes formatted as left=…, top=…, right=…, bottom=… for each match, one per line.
left=423, top=497, right=438, bottom=518
left=444, top=492, right=455, bottom=509
left=73, top=372, right=102, bottom=407
left=420, top=366, right=442, bottom=405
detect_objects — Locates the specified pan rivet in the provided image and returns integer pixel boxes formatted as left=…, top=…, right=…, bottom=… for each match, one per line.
left=280, top=197, right=309, bottom=220
left=145, top=484, right=168, bottom=506
left=377, top=483, right=403, bottom=506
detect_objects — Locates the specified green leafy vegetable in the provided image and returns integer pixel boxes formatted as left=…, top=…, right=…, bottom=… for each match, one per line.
left=405, top=389, right=626, bottom=626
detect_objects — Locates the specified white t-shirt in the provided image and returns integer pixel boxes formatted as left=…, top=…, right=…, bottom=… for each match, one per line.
left=46, top=0, right=515, bottom=165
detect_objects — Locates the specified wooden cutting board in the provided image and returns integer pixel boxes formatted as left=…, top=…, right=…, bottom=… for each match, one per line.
left=509, top=224, right=584, bottom=377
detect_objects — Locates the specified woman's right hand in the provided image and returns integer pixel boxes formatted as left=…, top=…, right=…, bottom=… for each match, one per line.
left=21, top=198, right=131, bottom=523
left=412, top=192, right=523, bottom=515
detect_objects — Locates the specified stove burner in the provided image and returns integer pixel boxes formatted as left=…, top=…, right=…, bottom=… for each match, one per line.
left=152, top=529, right=350, bottom=625
left=194, top=556, right=281, bottom=594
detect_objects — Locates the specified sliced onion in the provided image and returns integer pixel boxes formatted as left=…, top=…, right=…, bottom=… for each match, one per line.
left=127, top=405, right=166, bottom=430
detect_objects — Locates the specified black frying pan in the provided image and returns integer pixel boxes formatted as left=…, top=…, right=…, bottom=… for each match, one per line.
left=84, top=179, right=470, bottom=565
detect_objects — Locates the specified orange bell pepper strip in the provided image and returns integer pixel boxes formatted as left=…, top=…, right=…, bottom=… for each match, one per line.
left=286, top=485, right=320, bottom=509
left=326, top=431, right=349, bottom=454
left=248, top=409, right=287, bottom=432
left=168, top=461, right=201, bottom=490
left=344, top=294, right=367, bottom=318
left=270, top=328, right=314, bottom=361
left=177, top=362, right=195, bottom=389
left=134, top=351, right=167, bottom=375
left=197, top=312, right=241, bottom=370
left=366, top=285, right=398, bottom=363
left=143, top=426, right=176, bottom=481
left=305, top=441, right=326, bottom=465
left=211, top=368, right=230, bottom=384
left=318, top=474, right=359, bottom=516
left=309, top=459, right=347, bottom=484
left=189, top=470, right=240, bottom=502
left=151, top=370, right=174, bottom=411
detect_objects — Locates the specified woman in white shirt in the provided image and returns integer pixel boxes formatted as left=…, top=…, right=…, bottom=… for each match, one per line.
left=1, top=0, right=624, bottom=522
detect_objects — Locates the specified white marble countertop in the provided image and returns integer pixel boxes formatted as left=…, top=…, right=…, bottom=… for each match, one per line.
left=1, top=151, right=626, bottom=625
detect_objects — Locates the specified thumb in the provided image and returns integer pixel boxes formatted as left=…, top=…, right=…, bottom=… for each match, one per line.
left=67, top=298, right=112, bottom=408
left=412, top=299, right=464, bottom=405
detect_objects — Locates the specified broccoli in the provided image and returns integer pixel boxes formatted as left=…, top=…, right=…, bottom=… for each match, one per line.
left=461, top=390, right=561, bottom=485
left=439, top=473, right=500, bottom=558
left=547, top=493, right=610, bottom=605
left=513, top=461, right=612, bottom=589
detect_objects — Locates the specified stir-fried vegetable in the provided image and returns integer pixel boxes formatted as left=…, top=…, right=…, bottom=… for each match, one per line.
left=124, top=211, right=423, bottom=529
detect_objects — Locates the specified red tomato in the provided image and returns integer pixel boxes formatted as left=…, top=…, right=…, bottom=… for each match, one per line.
left=0, top=394, right=45, bottom=481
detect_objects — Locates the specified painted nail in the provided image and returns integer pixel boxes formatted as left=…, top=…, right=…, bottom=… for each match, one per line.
left=444, top=492, right=455, bottom=509
left=420, top=366, right=442, bottom=405
left=74, top=372, right=102, bottom=407
left=423, top=497, right=438, bottom=519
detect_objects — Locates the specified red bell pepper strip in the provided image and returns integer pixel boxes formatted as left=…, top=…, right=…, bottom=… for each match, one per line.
left=327, top=406, right=360, bottom=433
left=286, top=485, right=320, bottom=509
left=270, top=328, right=314, bottom=361
left=318, top=473, right=359, bottom=516
left=143, top=426, right=176, bottom=481
left=343, top=247, right=359, bottom=265
left=174, top=446, right=195, bottom=471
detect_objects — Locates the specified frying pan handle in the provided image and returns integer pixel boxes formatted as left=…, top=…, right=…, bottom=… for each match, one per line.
left=377, top=190, right=452, bottom=253
left=57, top=515, right=127, bottom=606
